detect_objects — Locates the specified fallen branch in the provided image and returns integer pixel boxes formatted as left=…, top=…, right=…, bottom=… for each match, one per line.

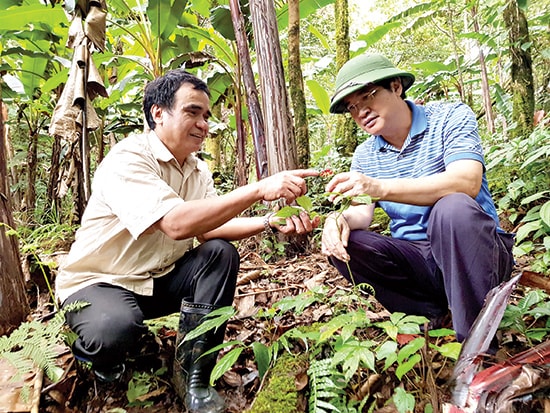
left=520, top=270, right=550, bottom=294
left=235, top=285, right=304, bottom=298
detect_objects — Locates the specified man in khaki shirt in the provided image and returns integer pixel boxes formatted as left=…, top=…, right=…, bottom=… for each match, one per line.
left=57, top=70, right=318, bottom=413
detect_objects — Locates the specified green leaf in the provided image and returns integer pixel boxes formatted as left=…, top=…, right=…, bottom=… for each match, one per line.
left=0, top=3, right=66, bottom=32
left=521, top=191, right=549, bottom=205
left=340, top=323, right=357, bottom=342
left=377, top=341, right=398, bottom=370
left=252, top=342, right=271, bottom=379
left=356, top=21, right=401, bottom=47
left=397, top=337, right=425, bottom=364
left=307, top=24, right=330, bottom=50
left=306, top=79, right=330, bottom=115
left=432, top=342, right=461, bottom=360
left=513, top=241, right=534, bottom=256
left=540, top=201, right=550, bottom=227
left=520, top=145, right=550, bottom=169
left=147, top=0, right=187, bottom=40
left=274, top=291, right=318, bottom=314
left=127, top=375, right=151, bottom=403
left=207, top=71, right=233, bottom=109
left=351, top=194, right=373, bottom=205
left=389, top=312, right=406, bottom=324
left=516, top=221, right=541, bottom=243
left=427, top=328, right=455, bottom=338
left=274, top=206, right=303, bottom=220
left=412, top=60, right=455, bottom=74
left=0, top=0, right=20, bottom=10
left=376, top=341, right=398, bottom=360
left=393, top=387, right=416, bottom=413
left=342, top=355, right=359, bottom=381
left=21, top=51, right=48, bottom=96
left=296, top=195, right=313, bottom=213
left=395, top=353, right=421, bottom=380
left=378, top=322, right=399, bottom=340
left=210, top=347, right=243, bottom=385
left=210, top=5, right=236, bottom=41
left=517, top=0, right=528, bottom=10
left=183, top=306, right=235, bottom=341
left=518, top=290, right=546, bottom=312
left=41, top=67, right=70, bottom=94
left=397, top=322, right=422, bottom=335
left=276, top=0, right=336, bottom=29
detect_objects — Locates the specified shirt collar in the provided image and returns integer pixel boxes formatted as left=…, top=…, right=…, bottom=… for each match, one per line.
left=407, top=100, right=427, bottom=138
left=148, top=130, right=198, bottom=170
left=374, top=100, right=427, bottom=151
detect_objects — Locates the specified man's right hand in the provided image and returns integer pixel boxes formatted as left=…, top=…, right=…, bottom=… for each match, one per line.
left=258, top=169, right=319, bottom=204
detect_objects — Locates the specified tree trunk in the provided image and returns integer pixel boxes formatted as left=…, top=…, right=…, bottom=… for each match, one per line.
left=503, top=0, right=535, bottom=138
left=229, top=0, right=268, bottom=180
left=288, top=0, right=309, bottom=169
left=46, top=134, right=62, bottom=222
left=470, top=4, right=495, bottom=133
left=80, top=39, right=91, bottom=204
left=249, top=0, right=297, bottom=175
left=73, top=139, right=87, bottom=223
left=1, top=103, right=20, bottom=210
left=0, top=88, right=30, bottom=337
left=204, top=104, right=222, bottom=173
left=334, top=0, right=357, bottom=157
left=25, top=128, right=38, bottom=221
left=447, top=4, right=465, bottom=101
left=233, top=59, right=249, bottom=187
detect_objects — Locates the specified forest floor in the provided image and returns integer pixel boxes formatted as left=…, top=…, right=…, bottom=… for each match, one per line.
left=27, top=243, right=543, bottom=413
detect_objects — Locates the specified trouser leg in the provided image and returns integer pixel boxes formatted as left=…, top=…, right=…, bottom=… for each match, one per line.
left=151, top=239, right=238, bottom=411
left=64, top=238, right=239, bottom=370
left=138, top=238, right=239, bottom=318
left=428, top=193, right=515, bottom=341
left=63, top=283, right=147, bottom=371
left=330, top=231, right=448, bottom=319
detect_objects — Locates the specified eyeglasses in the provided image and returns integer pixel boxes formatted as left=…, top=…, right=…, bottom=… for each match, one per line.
left=346, top=88, right=378, bottom=116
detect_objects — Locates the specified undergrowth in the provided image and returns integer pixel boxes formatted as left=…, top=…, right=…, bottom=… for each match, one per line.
left=193, top=285, right=461, bottom=413
left=0, top=301, right=87, bottom=401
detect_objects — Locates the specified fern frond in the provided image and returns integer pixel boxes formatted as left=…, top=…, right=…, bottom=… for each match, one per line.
left=308, top=357, right=348, bottom=413
left=0, top=301, right=90, bottom=384
left=2, top=351, right=34, bottom=382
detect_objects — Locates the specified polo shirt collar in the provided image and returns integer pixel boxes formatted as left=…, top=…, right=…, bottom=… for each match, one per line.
left=148, top=130, right=198, bottom=170
left=374, top=100, right=427, bottom=151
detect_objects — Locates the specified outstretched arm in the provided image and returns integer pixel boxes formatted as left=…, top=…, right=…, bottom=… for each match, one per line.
left=154, top=169, right=319, bottom=240
left=199, top=210, right=320, bottom=242
left=326, top=159, right=483, bottom=206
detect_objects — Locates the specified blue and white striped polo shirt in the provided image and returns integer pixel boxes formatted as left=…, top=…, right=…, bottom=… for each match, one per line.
left=351, top=100, right=501, bottom=241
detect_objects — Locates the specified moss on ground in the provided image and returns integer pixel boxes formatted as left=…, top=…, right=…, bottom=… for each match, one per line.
left=247, top=352, right=308, bottom=413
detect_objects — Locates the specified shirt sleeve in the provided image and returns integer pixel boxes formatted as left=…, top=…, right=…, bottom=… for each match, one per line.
left=441, top=102, right=485, bottom=166
left=93, top=147, right=185, bottom=239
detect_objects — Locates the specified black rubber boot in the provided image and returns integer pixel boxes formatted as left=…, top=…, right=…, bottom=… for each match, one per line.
left=173, top=299, right=226, bottom=413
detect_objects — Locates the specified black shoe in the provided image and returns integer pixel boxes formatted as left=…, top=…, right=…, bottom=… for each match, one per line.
left=93, top=363, right=126, bottom=383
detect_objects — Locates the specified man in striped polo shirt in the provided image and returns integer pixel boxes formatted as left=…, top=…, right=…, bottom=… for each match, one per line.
left=321, top=53, right=515, bottom=343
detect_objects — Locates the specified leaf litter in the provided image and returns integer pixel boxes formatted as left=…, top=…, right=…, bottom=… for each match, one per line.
left=29, top=248, right=544, bottom=413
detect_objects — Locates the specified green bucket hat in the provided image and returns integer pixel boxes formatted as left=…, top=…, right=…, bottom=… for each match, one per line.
left=329, top=53, right=415, bottom=114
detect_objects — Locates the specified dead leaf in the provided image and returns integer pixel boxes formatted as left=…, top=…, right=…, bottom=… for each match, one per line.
left=235, top=295, right=257, bottom=318
left=237, top=269, right=263, bottom=286
left=304, top=270, right=328, bottom=290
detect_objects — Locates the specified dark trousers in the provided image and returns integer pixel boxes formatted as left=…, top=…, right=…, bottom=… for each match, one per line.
left=330, top=193, right=515, bottom=341
left=63, top=238, right=239, bottom=369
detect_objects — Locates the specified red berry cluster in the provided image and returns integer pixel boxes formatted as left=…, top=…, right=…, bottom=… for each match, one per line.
left=319, top=168, right=334, bottom=178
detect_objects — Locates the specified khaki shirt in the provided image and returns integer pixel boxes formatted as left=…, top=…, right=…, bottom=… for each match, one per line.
left=55, top=131, right=217, bottom=303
